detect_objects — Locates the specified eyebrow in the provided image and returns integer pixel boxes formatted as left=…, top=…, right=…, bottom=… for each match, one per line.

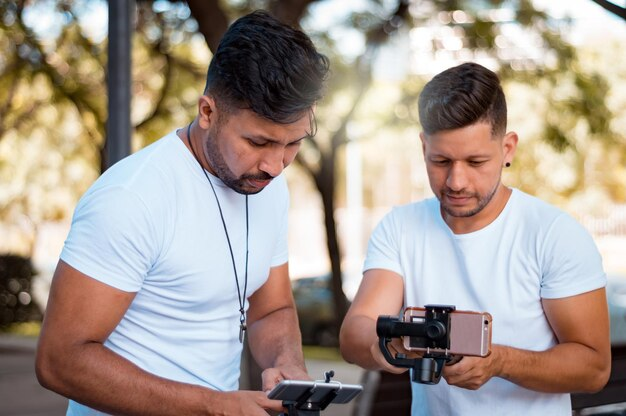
left=247, top=133, right=312, bottom=144
left=429, top=153, right=491, bottom=160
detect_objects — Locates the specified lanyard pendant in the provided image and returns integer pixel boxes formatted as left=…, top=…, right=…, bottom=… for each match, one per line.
left=239, top=315, right=247, bottom=344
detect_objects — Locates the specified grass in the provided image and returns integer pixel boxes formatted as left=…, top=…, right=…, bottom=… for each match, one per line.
left=1, top=321, right=42, bottom=337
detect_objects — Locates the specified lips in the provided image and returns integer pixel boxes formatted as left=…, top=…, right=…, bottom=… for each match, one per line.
left=445, top=193, right=473, bottom=205
left=247, top=178, right=272, bottom=189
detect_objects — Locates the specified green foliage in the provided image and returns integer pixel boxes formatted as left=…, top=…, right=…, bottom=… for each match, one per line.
left=375, top=0, right=625, bottom=206
left=0, top=0, right=624, bottom=258
left=0, top=0, right=207, bottom=230
left=544, top=123, right=570, bottom=153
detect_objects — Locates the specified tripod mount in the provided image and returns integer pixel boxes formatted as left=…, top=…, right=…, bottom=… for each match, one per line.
left=275, top=371, right=362, bottom=416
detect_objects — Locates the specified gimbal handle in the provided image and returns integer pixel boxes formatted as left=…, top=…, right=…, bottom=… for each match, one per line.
left=376, top=305, right=456, bottom=384
left=377, top=334, right=450, bottom=384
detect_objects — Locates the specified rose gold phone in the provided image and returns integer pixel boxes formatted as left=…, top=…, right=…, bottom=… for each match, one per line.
left=402, top=307, right=492, bottom=357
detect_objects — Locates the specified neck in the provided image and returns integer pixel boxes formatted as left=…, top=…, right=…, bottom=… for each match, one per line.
left=180, top=123, right=213, bottom=175
left=443, top=185, right=511, bottom=234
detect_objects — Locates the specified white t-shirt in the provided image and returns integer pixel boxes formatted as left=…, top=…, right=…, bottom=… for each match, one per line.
left=364, top=189, right=606, bottom=416
left=61, top=131, right=289, bottom=415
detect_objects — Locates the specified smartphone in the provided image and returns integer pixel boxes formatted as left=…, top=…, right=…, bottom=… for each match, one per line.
left=267, top=380, right=363, bottom=404
left=402, top=307, right=492, bottom=357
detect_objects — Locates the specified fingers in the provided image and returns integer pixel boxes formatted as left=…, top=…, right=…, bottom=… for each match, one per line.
left=277, top=365, right=310, bottom=381
left=445, top=355, right=463, bottom=366
left=261, top=368, right=285, bottom=393
left=261, top=365, right=311, bottom=393
left=224, top=391, right=279, bottom=415
left=370, top=341, right=409, bottom=374
left=257, top=395, right=285, bottom=412
left=442, top=357, right=491, bottom=390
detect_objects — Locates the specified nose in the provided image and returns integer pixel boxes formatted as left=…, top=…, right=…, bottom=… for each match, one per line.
left=259, top=148, right=285, bottom=178
left=446, top=162, right=468, bottom=192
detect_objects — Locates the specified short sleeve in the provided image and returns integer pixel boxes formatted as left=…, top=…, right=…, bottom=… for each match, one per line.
left=60, top=185, right=159, bottom=292
left=363, top=208, right=404, bottom=276
left=540, top=213, right=606, bottom=299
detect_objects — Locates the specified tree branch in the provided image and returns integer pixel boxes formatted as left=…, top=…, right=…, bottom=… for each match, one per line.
left=0, top=99, right=42, bottom=139
left=0, top=65, right=22, bottom=132
left=186, top=0, right=229, bottom=52
left=269, top=0, right=319, bottom=26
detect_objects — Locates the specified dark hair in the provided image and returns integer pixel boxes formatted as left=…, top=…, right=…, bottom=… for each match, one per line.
left=418, top=62, right=507, bottom=137
left=205, top=10, right=329, bottom=124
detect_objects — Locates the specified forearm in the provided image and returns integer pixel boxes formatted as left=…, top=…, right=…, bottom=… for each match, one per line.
left=247, top=305, right=306, bottom=372
left=494, top=343, right=610, bottom=393
left=36, top=341, right=224, bottom=415
left=339, top=315, right=381, bottom=370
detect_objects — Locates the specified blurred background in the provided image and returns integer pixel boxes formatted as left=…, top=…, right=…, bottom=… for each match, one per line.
left=0, top=0, right=625, bottom=414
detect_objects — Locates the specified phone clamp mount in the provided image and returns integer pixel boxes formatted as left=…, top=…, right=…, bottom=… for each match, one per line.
left=376, top=304, right=456, bottom=385
left=279, top=371, right=339, bottom=416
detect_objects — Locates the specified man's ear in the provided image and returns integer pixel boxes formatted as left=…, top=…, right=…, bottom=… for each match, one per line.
left=502, top=131, right=518, bottom=165
left=420, top=132, right=426, bottom=154
left=197, top=95, right=217, bottom=130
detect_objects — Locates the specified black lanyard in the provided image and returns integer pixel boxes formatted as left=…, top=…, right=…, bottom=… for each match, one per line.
left=186, top=124, right=249, bottom=343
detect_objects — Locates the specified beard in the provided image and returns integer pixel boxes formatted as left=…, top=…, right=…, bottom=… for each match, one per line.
left=439, top=181, right=500, bottom=218
left=202, top=128, right=273, bottom=195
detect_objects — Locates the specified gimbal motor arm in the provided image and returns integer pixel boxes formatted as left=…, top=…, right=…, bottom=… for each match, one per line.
left=376, top=305, right=456, bottom=385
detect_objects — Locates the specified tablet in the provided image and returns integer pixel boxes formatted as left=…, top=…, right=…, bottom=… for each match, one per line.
left=268, top=380, right=363, bottom=404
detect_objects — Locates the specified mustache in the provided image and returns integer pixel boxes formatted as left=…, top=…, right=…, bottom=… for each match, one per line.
left=443, top=189, right=475, bottom=198
left=241, top=172, right=274, bottom=181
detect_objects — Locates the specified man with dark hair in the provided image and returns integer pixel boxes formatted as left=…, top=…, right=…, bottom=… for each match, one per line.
left=36, top=10, right=329, bottom=415
left=340, top=62, right=610, bottom=415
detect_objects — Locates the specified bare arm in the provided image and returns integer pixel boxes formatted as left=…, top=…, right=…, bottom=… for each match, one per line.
left=443, top=288, right=611, bottom=393
left=246, top=262, right=310, bottom=391
left=35, top=260, right=283, bottom=415
left=339, top=269, right=410, bottom=373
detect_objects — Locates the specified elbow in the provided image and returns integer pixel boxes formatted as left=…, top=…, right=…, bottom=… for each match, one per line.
left=576, top=354, right=611, bottom=394
left=584, top=363, right=611, bottom=394
left=338, top=327, right=349, bottom=362
left=35, top=347, right=54, bottom=390
left=339, top=318, right=370, bottom=366
left=35, top=343, right=65, bottom=394
left=338, top=321, right=355, bottom=364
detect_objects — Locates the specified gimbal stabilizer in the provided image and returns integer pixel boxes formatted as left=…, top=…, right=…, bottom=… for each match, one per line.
left=376, top=304, right=456, bottom=384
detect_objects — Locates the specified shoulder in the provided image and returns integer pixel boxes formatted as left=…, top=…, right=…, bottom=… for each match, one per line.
left=73, top=132, right=188, bottom=237
left=371, top=198, right=437, bottom=239
left=383, top=198, right=437, bottom=225
left=507, top=189, right=598, bottom=250
left=511, top=189, right=563, bottom=219
left=88, top=132, right=186, bottom=209
left=508, top=189, right=577, bottom=233
left=98, top=132, right=182, bottom=189
left=510, top=189, right=593, bottom=230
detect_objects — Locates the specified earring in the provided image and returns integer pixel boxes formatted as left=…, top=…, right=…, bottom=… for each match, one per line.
left=505, top=162, right=511, bottom=168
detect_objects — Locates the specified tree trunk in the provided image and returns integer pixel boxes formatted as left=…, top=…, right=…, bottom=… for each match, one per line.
left=315, top=151, right=350, bottom=329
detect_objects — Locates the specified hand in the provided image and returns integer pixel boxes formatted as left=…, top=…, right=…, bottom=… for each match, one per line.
left=370, top=338, right=422, bottom=374
left=261, top=364, right=310, bottom=393
left=220, top=391, right=284, bottom=415
left=442, top=348, right=502, bottom=390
